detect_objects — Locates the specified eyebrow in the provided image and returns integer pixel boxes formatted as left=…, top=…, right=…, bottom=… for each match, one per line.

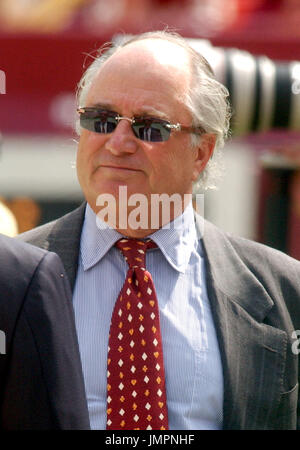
left=89, top=102, right=170, bottom=120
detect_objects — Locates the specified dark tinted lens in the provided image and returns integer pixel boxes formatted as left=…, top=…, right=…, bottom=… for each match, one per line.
left=80, top=110, right=118, bottom=134
left=132, top=119, right=171, bottom=142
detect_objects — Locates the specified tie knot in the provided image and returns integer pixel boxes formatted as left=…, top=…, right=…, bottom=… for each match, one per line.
left=116, top=238, right=157, bottom=270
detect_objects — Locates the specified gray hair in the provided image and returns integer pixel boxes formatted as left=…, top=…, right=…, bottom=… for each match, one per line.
left=76, top=30, right=231, bottom=191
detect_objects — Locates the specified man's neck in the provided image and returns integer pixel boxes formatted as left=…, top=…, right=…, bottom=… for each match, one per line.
left=89, top=197, right=194, bottom=238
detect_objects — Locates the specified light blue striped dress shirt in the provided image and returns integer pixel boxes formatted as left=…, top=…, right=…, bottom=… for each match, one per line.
left=72, top=202, right=224, bottom=430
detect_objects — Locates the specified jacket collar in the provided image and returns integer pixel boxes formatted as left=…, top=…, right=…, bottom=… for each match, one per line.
left=42, top=202, right=86, bottom=291
left=196, top=215, right=274, bottom=323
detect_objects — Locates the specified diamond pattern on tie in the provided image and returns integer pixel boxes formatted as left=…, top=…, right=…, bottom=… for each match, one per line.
left=106, top=238, right=169, bottom=430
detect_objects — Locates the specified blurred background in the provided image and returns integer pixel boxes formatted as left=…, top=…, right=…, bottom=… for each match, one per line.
left=0, top=0, right=299, bottom=258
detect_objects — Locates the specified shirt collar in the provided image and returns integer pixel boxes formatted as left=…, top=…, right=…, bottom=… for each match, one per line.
left=80, top=204, right=122, bottom=271
left=80, top=201, right=199, bottom=273
left=148, top=201, right=198, bottom=273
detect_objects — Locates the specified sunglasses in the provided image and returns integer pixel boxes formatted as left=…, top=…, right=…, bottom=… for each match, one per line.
left=77, top=107, right=205, bottom=142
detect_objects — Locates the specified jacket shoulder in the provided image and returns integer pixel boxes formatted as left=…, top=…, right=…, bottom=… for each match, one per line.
left=201, top=217, right=300, bottom=298
left=213, top=225, right=300, bottom=317
left=17, top=203, right=86, bottom=250
left=0, top=234, right=46, bottom=276
left=17, top=203, right=86, bottom=290
left=17, top=219, right=57, bottom=249
left=226, top=231, right=300, bottom=277
left=201, top=218, right=300, bottom=330
left=202, top=217, right=300, bottom=276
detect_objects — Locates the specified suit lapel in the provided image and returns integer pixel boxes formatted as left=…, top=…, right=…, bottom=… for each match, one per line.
left=196, top=216, right=288, bottom=429
left=41, top=203, right=86, bottom=291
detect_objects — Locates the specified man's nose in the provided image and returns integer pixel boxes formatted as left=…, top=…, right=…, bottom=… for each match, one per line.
left=105, top=119, right=138, bottom=156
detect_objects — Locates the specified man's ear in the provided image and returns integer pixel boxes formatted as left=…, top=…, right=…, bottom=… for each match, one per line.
left=192, top=133, right=216, bottom=182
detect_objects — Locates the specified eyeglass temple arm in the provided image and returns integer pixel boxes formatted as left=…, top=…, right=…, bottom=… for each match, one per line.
left=169, top=123, right=206, bottom=135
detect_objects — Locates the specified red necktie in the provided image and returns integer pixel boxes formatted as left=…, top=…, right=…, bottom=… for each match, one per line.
left=106, top=238, right=169, bottom=430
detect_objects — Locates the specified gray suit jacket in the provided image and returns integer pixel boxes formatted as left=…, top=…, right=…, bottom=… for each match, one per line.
left=18, top=203, right=300, bottom=430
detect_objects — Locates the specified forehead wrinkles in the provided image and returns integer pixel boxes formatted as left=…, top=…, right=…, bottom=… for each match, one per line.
left=88, top=91, right=180, bottom=119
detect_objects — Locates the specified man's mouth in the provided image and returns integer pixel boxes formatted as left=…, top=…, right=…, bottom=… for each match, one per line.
left=100, top=164, right=142, bottom=172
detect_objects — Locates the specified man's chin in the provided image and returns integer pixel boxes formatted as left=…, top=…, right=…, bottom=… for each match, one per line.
left=96, top=183, right=148, bottom=200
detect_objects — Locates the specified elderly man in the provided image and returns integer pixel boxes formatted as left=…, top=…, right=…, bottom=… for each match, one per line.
left=19, top=31, right=300, bottom=430
left=0, top=234, right=89, bottom=429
